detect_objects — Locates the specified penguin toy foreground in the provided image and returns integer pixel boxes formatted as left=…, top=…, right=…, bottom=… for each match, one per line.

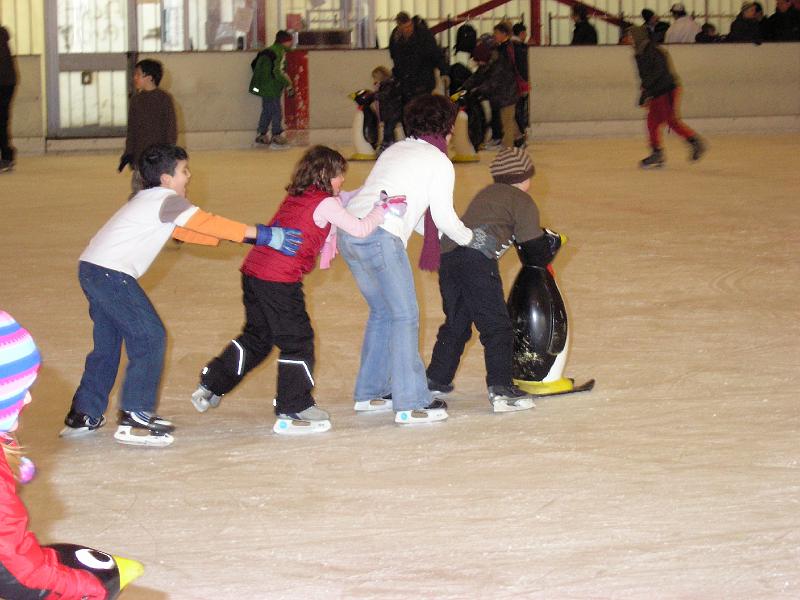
left=507, top=229, right=595, bottom=396
left=45, top=543, right=144, bottom=599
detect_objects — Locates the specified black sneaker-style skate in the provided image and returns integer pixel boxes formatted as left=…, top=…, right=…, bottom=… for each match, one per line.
left=114, top=411, right=175, bottom=447
left=394, top=398, right=448, bottom=425
left=488, top=385, right=535, bottom=413
left=427, top=378, right=454, bottom=397
left=59, top=409, right=106, bottom=438
left=688, top=136, right=706, bottom=162
left=640, top=148, right=665, bottom=169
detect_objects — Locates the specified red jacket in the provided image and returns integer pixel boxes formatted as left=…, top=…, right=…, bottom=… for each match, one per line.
left=241, top=187, right=331, bottom=283
left=0, top=452, right=106, bottom=599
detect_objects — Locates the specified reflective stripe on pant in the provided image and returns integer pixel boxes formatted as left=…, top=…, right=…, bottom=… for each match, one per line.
left=200, top=274, right=315, bottom=415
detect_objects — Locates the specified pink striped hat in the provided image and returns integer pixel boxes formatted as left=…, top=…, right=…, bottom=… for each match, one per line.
left=0, top=311, right=41, bottom=432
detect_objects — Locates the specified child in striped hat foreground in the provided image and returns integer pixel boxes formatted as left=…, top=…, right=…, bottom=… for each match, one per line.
left=426, top=147, right=546, bottom=412
left=0, top=310, right=107, bottom=599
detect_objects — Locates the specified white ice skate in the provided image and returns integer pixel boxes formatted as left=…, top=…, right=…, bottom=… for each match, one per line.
left=273, top=405, right=332, bottom=435
left=489, top=385, right=535, bottom=413
left=394, top=399, right=448, bottom=425
left=191, top=384, right=222, bottom=413
left=113, top=411, right=175, bottom=448
left=353, top=394, right=393, bottom=412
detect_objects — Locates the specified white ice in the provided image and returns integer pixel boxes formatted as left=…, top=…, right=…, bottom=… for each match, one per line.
left=2, top=133, right=799, bottom=599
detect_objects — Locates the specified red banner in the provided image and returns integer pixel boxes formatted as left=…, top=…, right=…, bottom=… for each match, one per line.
left=285, top=50, right=309, bottom=130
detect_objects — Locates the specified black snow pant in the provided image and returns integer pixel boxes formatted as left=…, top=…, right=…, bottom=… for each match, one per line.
left=427, top=248, right=514, bottom=388
left=0, top=561, right=47, bottom=599
left=201, top=274, right=315, bottom=415
left=0, top=84, right=16, bottom=162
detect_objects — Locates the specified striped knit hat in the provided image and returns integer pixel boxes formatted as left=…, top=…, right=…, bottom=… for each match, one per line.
left=0, top=311, right=41, bottom=433
left=490, top=147, right=535, bottom=185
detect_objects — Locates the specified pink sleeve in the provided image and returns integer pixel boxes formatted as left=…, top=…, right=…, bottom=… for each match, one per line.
left=313, top=197, right=384, bottom=238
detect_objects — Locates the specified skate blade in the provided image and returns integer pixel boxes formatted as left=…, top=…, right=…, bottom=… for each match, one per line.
left=273, top=418, right=332, bottom=435
left=394, top=408, right=448, bottom=424
left=114, top=426, right=174, bottom=447
left=58, top=425, right=101, bottom=438
left=492, top=398, right=536, bottom=413
left=354, top=399, right=393, bottom=412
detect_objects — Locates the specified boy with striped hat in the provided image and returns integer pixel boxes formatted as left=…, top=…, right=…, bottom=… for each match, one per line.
left=426, top=147, right=541, bottom=412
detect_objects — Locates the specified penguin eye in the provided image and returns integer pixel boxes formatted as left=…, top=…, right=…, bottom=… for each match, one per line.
left=75, top=548, right=115, bottom=570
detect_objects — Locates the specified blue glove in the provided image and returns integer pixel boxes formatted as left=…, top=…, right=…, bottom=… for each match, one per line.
left=255, top=224, right=303, bottom=256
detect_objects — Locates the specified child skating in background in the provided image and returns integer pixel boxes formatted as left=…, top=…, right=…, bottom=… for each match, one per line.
left=117, top=59, right=178, bottom=195
left=426, top=147, right=542, bottom=412
left=61, top=144, right=302, bottom=448
left=371, top=66, right=403, bottom=153
left=629, top=25, right=706, bottom=168
left=0, top=311, right=107, bottom=600
left=191, top=146, right=403, bottom=435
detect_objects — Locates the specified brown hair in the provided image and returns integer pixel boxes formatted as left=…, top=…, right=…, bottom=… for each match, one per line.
left=286, top=146, right=347, bottom=196
left=403, top=94, right=457, bottom=138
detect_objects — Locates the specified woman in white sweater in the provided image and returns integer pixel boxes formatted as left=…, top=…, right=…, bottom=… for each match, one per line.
left=338, top=94, right=494, bottom=425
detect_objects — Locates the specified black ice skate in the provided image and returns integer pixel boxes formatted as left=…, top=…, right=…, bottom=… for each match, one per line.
left=59, top=409, right=106, bottom=438
left=488, top=385, right=535, bottom=413
left=427, top=377, right=454, bottom=397
left=640, top=148, right=664, bottom=169
left=688, top=136, right=706, bottom=162
left=114, top=411, right=175, bottom=447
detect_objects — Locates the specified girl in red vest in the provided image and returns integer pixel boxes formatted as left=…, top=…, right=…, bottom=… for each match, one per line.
left=191, top=146, right=403, bottom=435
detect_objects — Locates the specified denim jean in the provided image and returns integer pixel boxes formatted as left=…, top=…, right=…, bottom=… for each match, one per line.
left=337, top=228, right=432, bottom=411
left=257, top=96, right=283, bottom=136
left=72, top=261, right=166, bottom=417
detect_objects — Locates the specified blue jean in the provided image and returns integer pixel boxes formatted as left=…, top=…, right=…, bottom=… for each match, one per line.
left=337, top=228, right=432, bottom=411
left=72, top=261, right=166, bottom=417
left=257, top=96, right=283, bottom=136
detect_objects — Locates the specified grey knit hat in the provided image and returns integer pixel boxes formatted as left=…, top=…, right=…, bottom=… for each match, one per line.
left=490, top=147, right=535, bottom=185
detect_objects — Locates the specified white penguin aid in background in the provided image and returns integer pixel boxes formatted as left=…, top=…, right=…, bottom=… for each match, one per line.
left=349, top=89, right=379, bottom=161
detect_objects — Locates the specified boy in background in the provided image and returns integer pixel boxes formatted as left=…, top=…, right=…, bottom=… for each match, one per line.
left=426, top=147, right=539, bottom=413
left=62, top=143, right=302, bottom=447
left=371, top=66, right=403, bottom=153
left=118, top=59, right=177, bottom=194
left=249, top=30, right=294, bottom=149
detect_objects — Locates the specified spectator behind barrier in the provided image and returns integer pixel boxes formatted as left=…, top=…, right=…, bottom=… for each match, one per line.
left=664, top=3, right=702, bottom=42
left=727, top=1, right=764, bottom=43
left=642, top=8, right=670, bottom=43
left=571, top=4, right=599, bottom=45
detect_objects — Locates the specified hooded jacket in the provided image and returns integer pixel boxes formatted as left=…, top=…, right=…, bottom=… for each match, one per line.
left=631, top=26, right=678, bottom=101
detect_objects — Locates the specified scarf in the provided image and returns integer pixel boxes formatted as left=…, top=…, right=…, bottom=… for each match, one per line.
left=417, top=134, right=448, bottom=271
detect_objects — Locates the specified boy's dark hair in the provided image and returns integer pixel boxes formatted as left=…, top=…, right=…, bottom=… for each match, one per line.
left=135, top=59, right=164, bottom=86
left=287, top=145, right=347, bottom=196
left=395, top=11, right=411, bottom=25
left=275, top=30, right=292, bottom=44
left=512, top=22, right=527, bottom=36
left=641, top=8, right=655, bottom=21
left=494, top=22, right=512, bottom=36
left=403, top=94, right=457, bottom=138
left=139, top=144, right=188, bottom=189
left=572, top=4, right=589, bottom=20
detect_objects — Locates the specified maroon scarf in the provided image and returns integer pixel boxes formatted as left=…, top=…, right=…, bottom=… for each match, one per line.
left=417, top=134, right=448, bottom=271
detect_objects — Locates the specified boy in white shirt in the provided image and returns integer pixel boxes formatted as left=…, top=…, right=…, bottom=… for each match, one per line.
left=61, top=143, right=302, bottom=447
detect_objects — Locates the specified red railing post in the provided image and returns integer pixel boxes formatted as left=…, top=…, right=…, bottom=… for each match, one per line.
left=531, top=0, right=542, bottom=45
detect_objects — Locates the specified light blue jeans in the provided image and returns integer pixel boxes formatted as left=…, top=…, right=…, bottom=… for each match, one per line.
left=338, top=228, right=432, bottom=411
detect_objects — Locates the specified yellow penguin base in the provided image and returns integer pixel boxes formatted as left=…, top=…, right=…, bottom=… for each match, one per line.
left=513, top=378, right=575, bottom=395
left=451, top=154, right=480, bottom=163
left=349, top=152, right=377, bottom=161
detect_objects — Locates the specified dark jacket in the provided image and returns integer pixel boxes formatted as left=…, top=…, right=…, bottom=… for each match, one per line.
left=462, top=46, right=519, bottom=109
left=374, top=77, right=403, bottom=124
left=389, top=18, right=448, bottom=99
left=764, top=8, right=800, bottom=41
left=0, top=27, right=16, bottom=87
left=726, top=15, right=763, bottom=43
left=648, top=21, right=670, bottom=44
left=631, top=26, right=676, bottom=101
left=571, top=20, right=599, bottom=45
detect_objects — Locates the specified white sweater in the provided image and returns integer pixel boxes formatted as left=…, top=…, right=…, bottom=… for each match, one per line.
left=344, top=138, right=474, bottom=247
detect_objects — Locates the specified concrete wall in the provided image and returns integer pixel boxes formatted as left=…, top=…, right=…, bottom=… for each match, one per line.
left=13, top=43, right=800, bottom=152
left=13, top=55, right=44, bottom=153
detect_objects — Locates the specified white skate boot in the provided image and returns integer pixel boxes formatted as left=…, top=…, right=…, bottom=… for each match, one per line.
left=114, top=411, right=175, bottom=447
left=191, top=384, right=222, bottom=413
left=394, top=399, right=448, bottom=424
left=273, top=405, right=332, bottom=435
left=354, top=394, right=393, bottom=412
left=488, top=385, right=535, bottom=413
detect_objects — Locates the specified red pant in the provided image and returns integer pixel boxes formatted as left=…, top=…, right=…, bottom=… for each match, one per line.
left=647, top=88, right=695, bottom=149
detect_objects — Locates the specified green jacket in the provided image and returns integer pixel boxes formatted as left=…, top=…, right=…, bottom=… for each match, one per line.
left=248, top=43, right=292, bottom=99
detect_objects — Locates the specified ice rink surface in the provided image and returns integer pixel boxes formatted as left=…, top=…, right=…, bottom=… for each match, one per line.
left=1, top=133, right=799, bottom=599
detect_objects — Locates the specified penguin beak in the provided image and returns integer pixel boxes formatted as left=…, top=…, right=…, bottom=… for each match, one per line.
left=113, top=555, right=145, bottom=590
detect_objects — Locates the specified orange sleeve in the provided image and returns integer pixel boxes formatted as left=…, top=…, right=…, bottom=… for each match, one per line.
left=181, top=208, right=249, bottom=242
left=172, top=226, right=221, bottom=246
